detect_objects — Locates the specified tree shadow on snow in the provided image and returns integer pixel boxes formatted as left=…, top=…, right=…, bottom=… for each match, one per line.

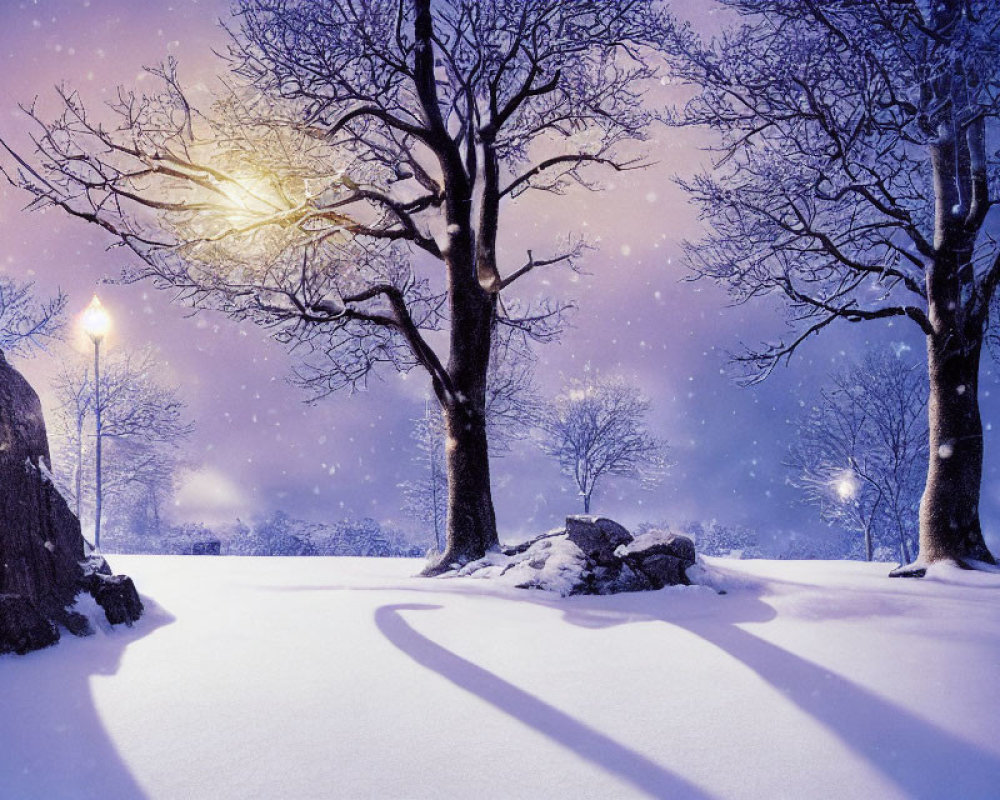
left=375, top=602, right=715, bottom=800
left=0, top=595, right=174, bottom=800
left=283, top=575, right=1000, bottom=798
left=550, top=587, right=1000, bottom=800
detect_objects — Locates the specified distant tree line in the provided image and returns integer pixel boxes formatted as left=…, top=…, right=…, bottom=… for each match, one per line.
left=104, top=512, right=426, bottom=558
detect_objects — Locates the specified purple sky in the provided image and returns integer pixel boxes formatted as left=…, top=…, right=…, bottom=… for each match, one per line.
left=3, top=0, right=999, bottom=552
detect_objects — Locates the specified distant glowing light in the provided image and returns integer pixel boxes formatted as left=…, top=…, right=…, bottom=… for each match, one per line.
left=81, top=294, right=111, bottom=341
left=834, top=471, right=858, bottom=502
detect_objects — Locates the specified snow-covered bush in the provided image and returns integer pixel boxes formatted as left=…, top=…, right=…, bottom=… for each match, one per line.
left=226, top=513, right=425, bottom=557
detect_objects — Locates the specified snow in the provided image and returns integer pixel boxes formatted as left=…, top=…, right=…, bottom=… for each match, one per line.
left=452, top=533, right=589, bottom=596
left=3, top=556, right=1000, bottom=800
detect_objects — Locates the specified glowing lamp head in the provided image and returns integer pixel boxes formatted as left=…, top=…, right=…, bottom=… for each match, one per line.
left=82, top=295, right=112, bottom=342
left=834, top=471, right=858, bottom=502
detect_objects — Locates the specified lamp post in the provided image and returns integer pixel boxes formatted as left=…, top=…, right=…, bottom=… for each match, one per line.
left=82, top=295, right=111, bottom=550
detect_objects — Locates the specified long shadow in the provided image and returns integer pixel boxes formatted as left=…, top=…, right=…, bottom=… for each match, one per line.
left=375, top=603, right=715, bottom=800
left=557, top=589, right=1000, bottom=800
left=0, top=597, right=174, bottom=800
left=276, top=575, right=1000, bottom=797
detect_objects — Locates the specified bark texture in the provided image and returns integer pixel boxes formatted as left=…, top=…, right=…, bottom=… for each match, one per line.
left=440, top=400, right=498, bottom=565
left=914, top=331, right=994, bottom=566
left=0, top=351, right=142, bottom=655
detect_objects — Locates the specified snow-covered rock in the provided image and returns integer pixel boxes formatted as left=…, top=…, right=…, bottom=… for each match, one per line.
left=448, top=517, right=698, bottom=596
left=0, top=352, right=143, bottom=655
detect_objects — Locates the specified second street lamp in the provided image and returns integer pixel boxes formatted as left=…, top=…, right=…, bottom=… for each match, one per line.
left=81, top=294, right=111, bottom=550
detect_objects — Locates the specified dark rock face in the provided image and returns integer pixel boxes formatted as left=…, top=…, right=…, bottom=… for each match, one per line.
left=620, top=532, right=698, bottom=590
left=0, top=352, right=143, bottom=655
left=564, top=519, right=697, bottom=594
left=0, top=594, right=59, bottom=655
left=565, top=516, right=633, bottom=566
left=88, top=574, right=143, bottom=626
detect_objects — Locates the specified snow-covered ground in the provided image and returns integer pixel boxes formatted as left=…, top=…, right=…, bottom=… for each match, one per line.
left=3, top=556, right=999, bottom=800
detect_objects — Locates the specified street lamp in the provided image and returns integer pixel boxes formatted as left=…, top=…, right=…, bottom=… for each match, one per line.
left=834, top=469, right=858, bottom=503
left=81, top=294, right=111, bottom=550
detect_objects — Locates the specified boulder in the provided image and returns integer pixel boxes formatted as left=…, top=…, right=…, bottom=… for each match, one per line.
left=453, top=518, right=699, bottom=596
left=0, top=352, right=143, bottom=655
left=619, top=532, right=698, bottom=589
left=565, top=516, right=633, bottom=565
left=89, top=574, right=143, bottom=626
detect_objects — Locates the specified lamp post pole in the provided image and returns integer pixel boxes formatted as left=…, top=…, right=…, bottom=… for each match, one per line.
left=93, top=333, right=103, bottom=550
left=82, top=295, right=111, bottom=550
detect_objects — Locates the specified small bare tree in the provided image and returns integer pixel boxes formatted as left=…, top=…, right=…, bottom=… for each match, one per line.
left=663, top=0, right=1000, bottom=573
left=539, top=377, right=668, bottom=514
left=50, top=346, right=194, bottom=544
left=400, top=403, right=448, bottom=552
left=51, top=358, right=92, bottom=521
left=789, top=352, right=929, bottom=563
left=0, top=277, right=65, bottom=357
left=1, top=0, right=671, bottom=569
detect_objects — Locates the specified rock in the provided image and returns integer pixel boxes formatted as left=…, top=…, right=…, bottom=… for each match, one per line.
left=463, top=519, right=700, bottom=597
left=632, top=553, right=690, bottom=588
left=565, top=516, right=633, bottom=565
left=90, top=574, right=143, bottom=626
left=0, top=353, right=143, bottom=654
left=586, top=562, right=655, bottom=595
left=501, top=530, right=562, bottom=556
left=620, top=532, right=697, bottom=589
left=0, top=594, right=59, bottom=655
left=83, top=555, right=113, bottom=578
left=55, top=608, right=94, bottom=638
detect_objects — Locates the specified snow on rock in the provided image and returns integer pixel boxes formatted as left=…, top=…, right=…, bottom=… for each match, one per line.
left=455, top=534, right=590, bottom=596
left=446, top=517, right=699, bottom=596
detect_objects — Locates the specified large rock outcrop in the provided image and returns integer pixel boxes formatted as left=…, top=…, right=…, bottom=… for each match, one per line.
left=0, top=352, right=142, bottom=655
left=449, top=515, right=698, bottom=596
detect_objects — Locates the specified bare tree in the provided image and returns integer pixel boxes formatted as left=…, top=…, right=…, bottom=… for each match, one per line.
left=400, top=403, right=448, bottom=551
left=664, top=0, right=1000, bottom=573
left=539, top=377, right=668, bottom=514
left=50, top=346, right=193, bottom=545
left=789, top=352, right=928, bottom=563
left=51, top=358, right=92, bottom=521
left=482, top=328, right=542, bottom=456
left=1, top=0, right=670, bottom=569
left=0, top=277, right=65, bottom=357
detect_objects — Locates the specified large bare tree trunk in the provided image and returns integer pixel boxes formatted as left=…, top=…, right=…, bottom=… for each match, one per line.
left=0, top=352, right=142, bottom=655
left=891, top=95, right=999, bottom=575
left=410, top=0, right=499, bottom=573
left=428, top=247, right=500, bottom=570
left=442, top=398, right=498, bottom=563
left=912, top=331, right=995, bottom=567
left=895, top=224, right=997, bottom=574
